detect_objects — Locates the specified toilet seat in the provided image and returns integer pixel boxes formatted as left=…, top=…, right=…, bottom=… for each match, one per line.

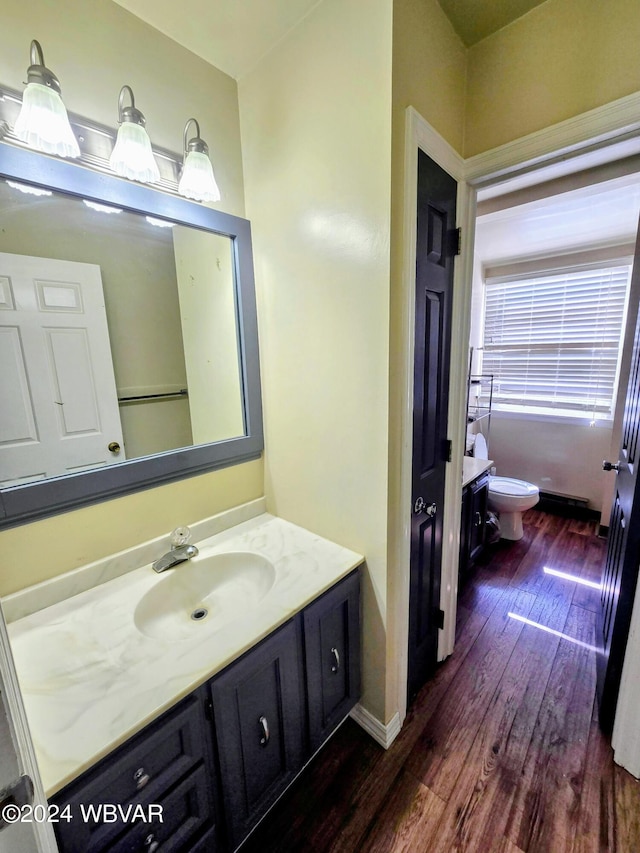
left=489, top=476, right=539, bottom=498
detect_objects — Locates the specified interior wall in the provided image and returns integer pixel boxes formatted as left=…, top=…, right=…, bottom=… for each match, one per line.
left=465, top=0, right=640, bottom=156
left=239, top=0, right=393, bottom=722
left=387, top=0, right=467, bottom=715
left=489, top=416, right=611, bottom=511
left=0, top=0, right=263, bottom=594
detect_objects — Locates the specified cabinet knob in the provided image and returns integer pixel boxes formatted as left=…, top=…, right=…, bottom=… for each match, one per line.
left=330, top=647, right=341, bottom=673
left=134, top=767, right=150, bottom=790
left=258, top=715, right=270, bottom=747
left=143, top=834, right=159, bottom=852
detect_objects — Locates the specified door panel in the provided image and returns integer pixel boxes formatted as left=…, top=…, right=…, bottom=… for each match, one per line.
left=407, top=151, right=457, bottom=703
left=597, top=221, right=640, bottom=732
left=0, top=252, right=125, bottom=486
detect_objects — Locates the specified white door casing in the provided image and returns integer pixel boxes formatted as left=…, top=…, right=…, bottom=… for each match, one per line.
left=0, top=252, right=125, bottom=487
left=0, top=604, right=57, bottom=852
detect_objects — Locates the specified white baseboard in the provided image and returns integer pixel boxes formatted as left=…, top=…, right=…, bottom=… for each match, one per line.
left=349, top=704, right=402, bottom=750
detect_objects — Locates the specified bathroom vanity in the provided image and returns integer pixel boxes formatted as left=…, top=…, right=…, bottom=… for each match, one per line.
left=4, top=507, right=363, bottom=852
left=459, top=457, right=493, bottom=575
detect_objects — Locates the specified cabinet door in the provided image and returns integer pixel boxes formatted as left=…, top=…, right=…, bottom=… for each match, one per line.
left=459, top=485, right=471, bottom=575
left=468, top=475, right=488, bottom=564
left=210, top=619, right=305, bottom=850
left=303, top=570, right=361, bottom=752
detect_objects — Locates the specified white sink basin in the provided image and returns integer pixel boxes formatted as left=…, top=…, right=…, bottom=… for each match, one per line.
left=134, top=551, right=276, bottom=641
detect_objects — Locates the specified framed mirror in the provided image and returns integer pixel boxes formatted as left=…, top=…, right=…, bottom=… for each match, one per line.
left=0, top=143, right=263, bottom=527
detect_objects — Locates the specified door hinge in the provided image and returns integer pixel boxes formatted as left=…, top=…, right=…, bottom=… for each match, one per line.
left=445, top=439, right=452, bottom=462
left=435, top=608, right=445, bottom=630
left=448, top=227, right=461, bottom=256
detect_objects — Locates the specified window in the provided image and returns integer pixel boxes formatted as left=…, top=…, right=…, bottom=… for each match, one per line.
left=482, top=261, right=631, bottom=420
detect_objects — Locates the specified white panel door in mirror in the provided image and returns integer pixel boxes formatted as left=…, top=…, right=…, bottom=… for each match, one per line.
left=0, top=253, right=125, bottom=487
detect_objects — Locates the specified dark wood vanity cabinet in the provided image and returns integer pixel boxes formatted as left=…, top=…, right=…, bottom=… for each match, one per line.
left=303, top=570, right=360, bottom=752
left=210, top=619, right=306, bottom=850
left=50, top=570, right=361, bottom=853
left=460, top=474, right=489, bottom=574
left=51, top=693, right=221, bottom=853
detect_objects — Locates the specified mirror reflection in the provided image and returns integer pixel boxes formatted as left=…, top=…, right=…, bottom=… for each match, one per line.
left=0, top=179, right=245, bottom=488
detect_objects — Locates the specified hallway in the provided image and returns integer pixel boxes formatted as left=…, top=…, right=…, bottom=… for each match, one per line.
left=243, top=510, right=640, bottom=852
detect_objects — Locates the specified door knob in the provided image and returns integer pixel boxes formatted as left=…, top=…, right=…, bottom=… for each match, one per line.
left=602, top=460, right=620, bottom=472
left=413, top=497, right=436, bottom=517
left=108, top=441, right=121, bottom=453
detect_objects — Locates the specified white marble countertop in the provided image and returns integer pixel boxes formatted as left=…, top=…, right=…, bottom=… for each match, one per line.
left=6, top=512, right=363, bottom=797
left=462, top=456, right=493, bottom=489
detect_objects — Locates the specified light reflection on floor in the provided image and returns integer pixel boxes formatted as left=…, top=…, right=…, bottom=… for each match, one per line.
left=543, top=566, right=602, bottom=590
left=507, top=612, right=599, bottom=652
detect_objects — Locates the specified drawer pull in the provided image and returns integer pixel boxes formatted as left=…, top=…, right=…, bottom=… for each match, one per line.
left=134, top=767, right=150, bottom=790
left=258, top=715, right=270, bottom=747
left=143, top=833, right=159, bottom=852
left=330, top=647, right=340, bottom=673
left=474, top=512, right=482, bottom=527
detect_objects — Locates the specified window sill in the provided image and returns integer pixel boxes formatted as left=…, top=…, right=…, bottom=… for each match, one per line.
left=491, top=408, right=614, bottom=429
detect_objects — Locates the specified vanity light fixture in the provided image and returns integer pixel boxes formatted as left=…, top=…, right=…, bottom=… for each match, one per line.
left=145, top=216, right=174, bottom=228
left=13, top=40, right=80, bottom=158
left=109, top=85, right=160, bottom=184
left=82, top=200, right=123, bottom=214
left=6, top=180, right=52, bottom=197
left=178, top=118, right=221, bottom=203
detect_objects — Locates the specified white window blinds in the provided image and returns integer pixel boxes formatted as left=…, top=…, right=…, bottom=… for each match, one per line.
left=483, top=263, right=631, bottom=418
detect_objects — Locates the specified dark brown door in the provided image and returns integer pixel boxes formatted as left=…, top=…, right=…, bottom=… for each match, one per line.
left=597, top=228, right=640, bottom=732
left=407, top=150, right=457, bottom=704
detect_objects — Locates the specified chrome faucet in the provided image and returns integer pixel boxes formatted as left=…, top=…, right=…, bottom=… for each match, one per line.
left=152, top=526, right=199, bottom=573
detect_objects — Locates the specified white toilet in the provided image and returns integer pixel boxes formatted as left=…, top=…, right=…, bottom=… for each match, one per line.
left=472, top=433, right=540, bottom=541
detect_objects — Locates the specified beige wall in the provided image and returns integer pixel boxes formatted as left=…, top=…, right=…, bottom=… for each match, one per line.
left=0, top=0, right=263, bottom=595
left=239, top=0, right=393, bottom=721
left=465, top=0, right=640, bottom=156
left=490, top=416, right=612, bottom=512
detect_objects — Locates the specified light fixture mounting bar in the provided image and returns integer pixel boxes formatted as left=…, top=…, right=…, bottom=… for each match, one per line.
left=0, top=84, right=182, bottom=193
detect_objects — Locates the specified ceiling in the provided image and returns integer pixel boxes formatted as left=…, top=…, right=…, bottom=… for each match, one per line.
left=437, top=0, right=549, bottom=47
left=112, top=0, right=322, bottom=80
left=114, top=0, right=550, bottom=80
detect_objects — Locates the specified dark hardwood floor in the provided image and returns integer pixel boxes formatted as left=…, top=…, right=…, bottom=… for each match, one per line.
left=241, top=510, right=640, bottom=852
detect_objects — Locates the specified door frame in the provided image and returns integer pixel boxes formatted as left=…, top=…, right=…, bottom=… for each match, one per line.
left=395, top=92, right=640, bottom=728
left=0, top=604, right=58, bottom=851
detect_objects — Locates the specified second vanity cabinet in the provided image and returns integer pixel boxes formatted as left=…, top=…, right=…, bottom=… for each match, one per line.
left=51, top=569, right=361, bottom=853
left=459, top=472, right=489, bottom=574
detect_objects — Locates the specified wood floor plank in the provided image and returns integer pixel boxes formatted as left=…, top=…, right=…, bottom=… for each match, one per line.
left=506, top=605, right=597, bottom=853
left=405, top=586, right=537, bottom=800
left=357, top=770, right=445, bottom=853
left=614, top=763, right=640, bottom=853
left=571, top=535, right=607, bottom=614
left=570, top=720, right=615, bottom=853
left=424, top=576, right=573, bottom=853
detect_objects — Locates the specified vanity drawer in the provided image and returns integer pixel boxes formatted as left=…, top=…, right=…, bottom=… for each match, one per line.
left=108, top=764, right=215, bottom=853
left=53, top=694, right=211, bottom=853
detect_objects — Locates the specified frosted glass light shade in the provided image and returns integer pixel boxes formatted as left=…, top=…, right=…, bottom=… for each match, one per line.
left=178, top=150, right=221, bottom=202
left=14, top=82, right=80, bottom=158
left=109, top=122, right=160, bottom=183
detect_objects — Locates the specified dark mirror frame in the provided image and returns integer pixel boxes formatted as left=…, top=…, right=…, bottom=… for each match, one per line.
left=0, top=143, right=263, bottom=528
